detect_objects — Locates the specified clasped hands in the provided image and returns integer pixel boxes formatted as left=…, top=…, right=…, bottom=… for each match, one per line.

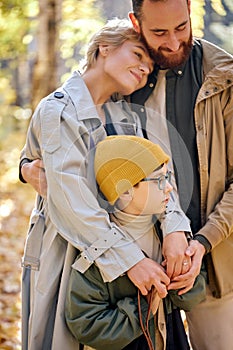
left=127, top=232, right=205, bottom=298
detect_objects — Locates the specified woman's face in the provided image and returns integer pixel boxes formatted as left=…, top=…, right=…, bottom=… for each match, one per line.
left=102, top=40, right=153, bottom=95
left=123, top=164, right=173, bottom=216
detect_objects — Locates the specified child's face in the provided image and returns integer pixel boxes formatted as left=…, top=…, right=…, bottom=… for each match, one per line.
left=126, top=164, right=173, bottom=216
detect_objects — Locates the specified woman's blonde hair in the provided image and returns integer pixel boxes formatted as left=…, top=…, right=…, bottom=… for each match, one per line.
left=83, top=18, right=143, bottom=70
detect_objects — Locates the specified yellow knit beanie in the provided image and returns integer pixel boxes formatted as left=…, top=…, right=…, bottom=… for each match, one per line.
left=94, top=135, right=170, bottom=204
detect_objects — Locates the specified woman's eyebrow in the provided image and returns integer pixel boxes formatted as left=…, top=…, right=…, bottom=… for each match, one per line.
left=136, top=44, right=147, bottom=53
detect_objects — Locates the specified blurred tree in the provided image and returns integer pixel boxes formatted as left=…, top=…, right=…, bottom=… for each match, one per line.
left=0, top=0, right=38, bottom=144
left=203, top=0, right=233, bottom=53
left=32, top=0, right=104, bottom=108
left=59, top=0, right=103, bottom=82
left=0, top=0, right=34, bottom=61
left=190, top=0, right=233, bottom=53
left=100, top=0, right=131, bottom=19
left=30, top=0, right=104, bottom=107
left=191, top=0, right=206, bottom=37
left=0, top=0, right=103, bottom=129
left=31, top=0, right=62, bottom=110
left=0, top=1, right=37, bottom=105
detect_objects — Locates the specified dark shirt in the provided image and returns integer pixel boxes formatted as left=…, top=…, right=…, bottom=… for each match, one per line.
left=131, top=40, right=203, bottom=235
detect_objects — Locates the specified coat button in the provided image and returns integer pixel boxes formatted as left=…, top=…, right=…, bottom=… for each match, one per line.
left=54, top=91, right=64, bottom=99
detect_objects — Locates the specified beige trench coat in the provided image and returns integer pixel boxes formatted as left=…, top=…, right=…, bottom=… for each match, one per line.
left=21, top=73, right=145, bottom=350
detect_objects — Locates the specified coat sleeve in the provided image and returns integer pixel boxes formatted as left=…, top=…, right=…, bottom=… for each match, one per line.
left=196, top=85, right=233, bottom=249
left=22, top=96, right=145, bottom=282
left=160, top=191, right=191, bottom=236
left=168, top=266, right=207, bottom=312
left=65, top=264, right=150, bottom=350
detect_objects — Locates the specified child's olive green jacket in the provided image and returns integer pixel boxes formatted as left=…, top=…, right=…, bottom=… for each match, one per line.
left=65, top=257, right=206, bottom=350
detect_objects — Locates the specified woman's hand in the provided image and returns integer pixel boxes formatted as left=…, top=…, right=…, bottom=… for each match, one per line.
left=22, top=159, right=47, bottom=198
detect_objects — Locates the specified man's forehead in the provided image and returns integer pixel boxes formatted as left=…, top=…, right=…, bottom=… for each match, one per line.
left=141, top=0, right=189, bottom=26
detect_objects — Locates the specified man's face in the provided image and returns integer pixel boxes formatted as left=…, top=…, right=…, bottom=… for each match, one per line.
left=130, top=0, right=193, bottom=69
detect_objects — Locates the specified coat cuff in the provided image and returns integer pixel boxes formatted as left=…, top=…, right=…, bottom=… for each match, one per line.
left=193, top=234, right=212, bottom=253
left=19, top=158, right=31, bottom=183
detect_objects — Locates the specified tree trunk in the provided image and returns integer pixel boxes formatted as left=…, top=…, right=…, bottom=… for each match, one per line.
left=31, top=0, right=62, bottom=110
left=100, top=0, right=131, bottom=19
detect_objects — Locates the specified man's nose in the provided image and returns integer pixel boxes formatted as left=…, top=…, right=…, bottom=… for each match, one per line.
left=166, top=33, right=180, bottom=52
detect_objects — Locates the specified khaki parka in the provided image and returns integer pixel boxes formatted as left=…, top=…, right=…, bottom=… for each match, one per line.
left=194, top=40, right=233, bottom=297
left=130, top=39, right=233, bottom=299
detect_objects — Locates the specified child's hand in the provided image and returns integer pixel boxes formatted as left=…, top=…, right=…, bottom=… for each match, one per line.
left=127, top=257, right=170, bottom=297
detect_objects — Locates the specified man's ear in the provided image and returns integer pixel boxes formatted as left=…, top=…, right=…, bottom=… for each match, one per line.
left=128, top=12, right=141, bottom=33
left=99, top=44, right=109, bottom=57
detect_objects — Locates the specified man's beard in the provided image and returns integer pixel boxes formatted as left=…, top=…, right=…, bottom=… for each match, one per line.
left=141, top=29, right=193, bottom=69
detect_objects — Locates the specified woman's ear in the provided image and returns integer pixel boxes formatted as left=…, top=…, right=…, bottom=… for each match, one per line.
left=99, top=44, right=109, bottom=57
left=128, top=12, right=141, bottom=33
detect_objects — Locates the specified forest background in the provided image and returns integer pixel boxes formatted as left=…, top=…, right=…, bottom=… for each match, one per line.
left=0, top=0, right=233, bottom=348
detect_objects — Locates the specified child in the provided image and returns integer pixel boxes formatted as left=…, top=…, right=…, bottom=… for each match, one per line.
left=65, top=135, right=206, bottom=350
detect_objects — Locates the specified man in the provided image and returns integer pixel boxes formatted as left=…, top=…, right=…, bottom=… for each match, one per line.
left=127, top=1, right=233, bottom=349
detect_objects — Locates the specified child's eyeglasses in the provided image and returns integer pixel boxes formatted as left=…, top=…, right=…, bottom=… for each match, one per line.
left=141, top=171, right=172, bottom=190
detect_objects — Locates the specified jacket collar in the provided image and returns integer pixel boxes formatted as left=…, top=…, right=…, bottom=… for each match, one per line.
left=62, top=70, right=100, bottom=122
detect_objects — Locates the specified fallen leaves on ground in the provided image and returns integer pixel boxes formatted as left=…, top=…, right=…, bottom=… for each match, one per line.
left=0, top=137, right=35, bottom=349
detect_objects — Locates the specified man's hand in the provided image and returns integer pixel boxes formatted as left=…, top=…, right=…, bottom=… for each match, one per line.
left=168, top=239, right=206, bottom=295
left=21, top=159, right=47, bottom=198
left=127, top=257, right=170, bottom=298
left=162, top=231, right=191, bottom=279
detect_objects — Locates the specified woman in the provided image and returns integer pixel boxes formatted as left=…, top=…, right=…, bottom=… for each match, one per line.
left=21, top=18, right=153, bottom=350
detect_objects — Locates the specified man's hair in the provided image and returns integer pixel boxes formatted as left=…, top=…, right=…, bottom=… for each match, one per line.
left=132, top=0, right=188, bottom=21
left=83, top=18, right=142, bottom=70
left=132, top=0, right=144, bottom=19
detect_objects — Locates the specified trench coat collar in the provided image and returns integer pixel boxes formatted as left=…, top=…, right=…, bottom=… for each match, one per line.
left=62, top=70, right=101, bottom=122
